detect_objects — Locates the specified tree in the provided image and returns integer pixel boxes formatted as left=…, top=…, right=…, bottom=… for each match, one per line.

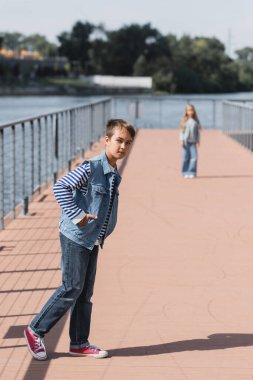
left=100, top=23, right=163, bottom=75
left=236, top=47, right=253, bottom=62
left=0, top=32, right=23, bottom=51
left=0, top=32, right=57, bottom=57
left=235, top=47, right=253, bottom=90
left=22, top=34, right=57, bottom=57
left=172, top=36, right=238, bottom=93
left=58, top=21, right=94, bottom=73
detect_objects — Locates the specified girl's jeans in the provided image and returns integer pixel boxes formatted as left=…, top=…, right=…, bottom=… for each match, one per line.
left=30, top=233, right=99, bottom=348
left=182, top=141, right=198, bottom=176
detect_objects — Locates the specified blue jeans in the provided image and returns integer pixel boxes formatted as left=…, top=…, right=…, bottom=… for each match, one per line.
left=30, top=233, right=99, bottom=348
left=182, top=141, right=198, bottom=176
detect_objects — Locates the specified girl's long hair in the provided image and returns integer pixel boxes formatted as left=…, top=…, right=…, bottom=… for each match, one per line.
left=179, top=104, right=202, bottom=131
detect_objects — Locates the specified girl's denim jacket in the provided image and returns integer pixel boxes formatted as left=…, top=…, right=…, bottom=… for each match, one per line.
left=59, top=151, right=121, bottom=250
left=180, top=118, right=200, bottom=143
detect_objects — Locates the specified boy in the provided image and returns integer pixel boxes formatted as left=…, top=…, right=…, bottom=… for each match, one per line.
left=24, top=119, right=135, bottom=360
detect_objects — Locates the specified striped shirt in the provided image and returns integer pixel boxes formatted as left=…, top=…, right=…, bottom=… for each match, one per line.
left=53, top=161, right=116, bottom=242
left=53, top=162, right=91, bottom=222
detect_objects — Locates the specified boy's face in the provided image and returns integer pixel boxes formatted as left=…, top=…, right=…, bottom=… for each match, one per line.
left=105, top=127, right=133, bottom=165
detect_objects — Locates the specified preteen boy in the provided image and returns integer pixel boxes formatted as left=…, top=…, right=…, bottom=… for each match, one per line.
left=24, top=119, right=135, bottom=360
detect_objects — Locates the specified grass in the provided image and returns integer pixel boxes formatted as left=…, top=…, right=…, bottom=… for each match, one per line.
left=40, top=77, right=90, bottom=88
left=0, top=77, right=91, bottom=88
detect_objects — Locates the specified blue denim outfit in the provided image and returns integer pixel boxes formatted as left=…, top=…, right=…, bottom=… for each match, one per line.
left=30, top=151, right=121, bottom=348
left=59, top=151, right=121, bottom=250
left=180, top=118, right=200, bottom=176
left=182, top=142, right=198, bottom=176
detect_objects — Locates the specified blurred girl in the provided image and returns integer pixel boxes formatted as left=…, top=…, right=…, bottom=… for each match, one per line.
left=179, top=104, right=202, bottom=178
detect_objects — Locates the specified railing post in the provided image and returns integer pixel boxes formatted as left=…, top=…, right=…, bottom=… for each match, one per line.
left=63, top=112, right=68, bottom=166
left=30, top=120, right=35, bottom=195
left=80, top=108, right=85, bottom=158
left=53, top=114, right=59, bottom=184
left=38, top=118, right=42, bottom=192
left=67, top=111, right=72, bottom=171
left=73, top=109, right=77, bottom=158
left=213, top=100, right=216, bottom=129
left=90, top=105, right=94, bottom=148
left=10, top=125, right=16, bottom=219
left=70, top=110, right=74, bottom=162
left=222, top=102, right=226, bottom=134
left=250, top=109, right=252, bottom=151
left=0, top=129, right=4, bottom=229
left=50, top=115, right=54, bottom=185
left=20, top=122, right=29, bottom=215
left=45, top=116, right=49, bottom=185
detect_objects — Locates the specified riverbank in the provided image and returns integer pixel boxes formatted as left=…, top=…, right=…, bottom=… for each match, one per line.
left=0, top=79, right=152, bottom=96
left=0, top=86, right=152, bottom=96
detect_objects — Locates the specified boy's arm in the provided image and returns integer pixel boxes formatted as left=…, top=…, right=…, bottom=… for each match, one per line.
left=53, top=161, right=90, bottom=224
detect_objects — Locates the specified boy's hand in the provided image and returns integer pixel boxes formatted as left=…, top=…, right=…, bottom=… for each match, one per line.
left=77, top=214, right=97, bottom=227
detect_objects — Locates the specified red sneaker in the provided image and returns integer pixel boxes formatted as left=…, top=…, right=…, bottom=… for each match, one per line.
left=24, top=326, right=47, bottom=360
left=69, top=344, right=108, bottom=359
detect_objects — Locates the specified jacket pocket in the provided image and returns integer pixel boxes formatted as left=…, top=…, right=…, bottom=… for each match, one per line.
left=75, top=218, right=96, bottom=236
left=90, top=185, right=108, bottom=215
left=93, top=185, right=107, bottom=194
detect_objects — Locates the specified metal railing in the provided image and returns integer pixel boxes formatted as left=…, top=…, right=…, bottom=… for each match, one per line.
left=0, top=98, right=111, bottom=229
left=222, top=101, right=253, bottom=151
left=112, top=96, right=222, bottom=129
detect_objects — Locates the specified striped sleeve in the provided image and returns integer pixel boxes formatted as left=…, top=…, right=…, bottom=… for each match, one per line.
left=53, top=161, right=91, bottom=220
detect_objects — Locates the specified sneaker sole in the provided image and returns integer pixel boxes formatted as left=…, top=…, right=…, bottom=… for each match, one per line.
left=69, top=351, right=108, bottom=359
left=24, top=330, right=47, bottom=361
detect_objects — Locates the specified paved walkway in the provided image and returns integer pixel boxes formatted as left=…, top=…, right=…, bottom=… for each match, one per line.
left=1, top=130, right=253, bottom=380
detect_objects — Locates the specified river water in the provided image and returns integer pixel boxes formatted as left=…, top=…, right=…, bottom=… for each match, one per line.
left=1, top=92, right=253, bottom=128
left=0, top=96, right=101, bottom=124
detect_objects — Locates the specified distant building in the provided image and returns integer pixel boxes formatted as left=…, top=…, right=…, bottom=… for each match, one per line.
left=0, top=48, right=43, bottom=60
left=81, top=75, right=152, bottom=89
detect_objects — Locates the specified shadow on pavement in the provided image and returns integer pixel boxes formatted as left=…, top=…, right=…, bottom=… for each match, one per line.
left=197, top=175, right=253, bottom=179
left=108, top=334, right=253, bottom=357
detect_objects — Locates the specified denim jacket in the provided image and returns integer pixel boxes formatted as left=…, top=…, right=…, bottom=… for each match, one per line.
left=59, top=151, right=122, bottom=250
left=180, top=118, right=200, bottom=143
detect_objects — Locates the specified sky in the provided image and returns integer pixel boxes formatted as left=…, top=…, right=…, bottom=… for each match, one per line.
left=1, top=0, right=252, bottom=55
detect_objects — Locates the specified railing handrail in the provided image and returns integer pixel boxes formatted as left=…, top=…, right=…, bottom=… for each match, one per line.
left=222, top=99, right=253, bottom=153
left=0, top=97, right=111, bottom=229
left=0, top=97, right=111, bottom=130
left=223, top=100, right=253, bottom=110
left=113, top=95, right=253, bottom=101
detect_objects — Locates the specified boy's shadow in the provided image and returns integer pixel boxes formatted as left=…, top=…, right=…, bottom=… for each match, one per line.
left=108, top=334, right=253, bottom=357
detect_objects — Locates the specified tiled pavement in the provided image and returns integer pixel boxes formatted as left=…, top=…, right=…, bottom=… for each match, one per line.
left=1, top=130, right=253, bottom=379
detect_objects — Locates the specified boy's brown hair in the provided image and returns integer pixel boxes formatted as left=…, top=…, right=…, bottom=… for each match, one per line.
left=106, top=119, right=136, bottom=139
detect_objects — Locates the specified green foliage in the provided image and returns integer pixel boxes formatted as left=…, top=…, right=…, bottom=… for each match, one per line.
left=2, top=23, right=253, bottom=93
left=0, top=32, right=23, bottom=50
left=22, top=34, right=57, bottom=57
left=235, top=47, right=253, bottom=90
left=97, top=23, right=163, bottom=75
left=153, top=70, right=175, bottom=92
left=58, top=21, right=94, bottom=72
left=0, top=32, right=57, bottom=56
